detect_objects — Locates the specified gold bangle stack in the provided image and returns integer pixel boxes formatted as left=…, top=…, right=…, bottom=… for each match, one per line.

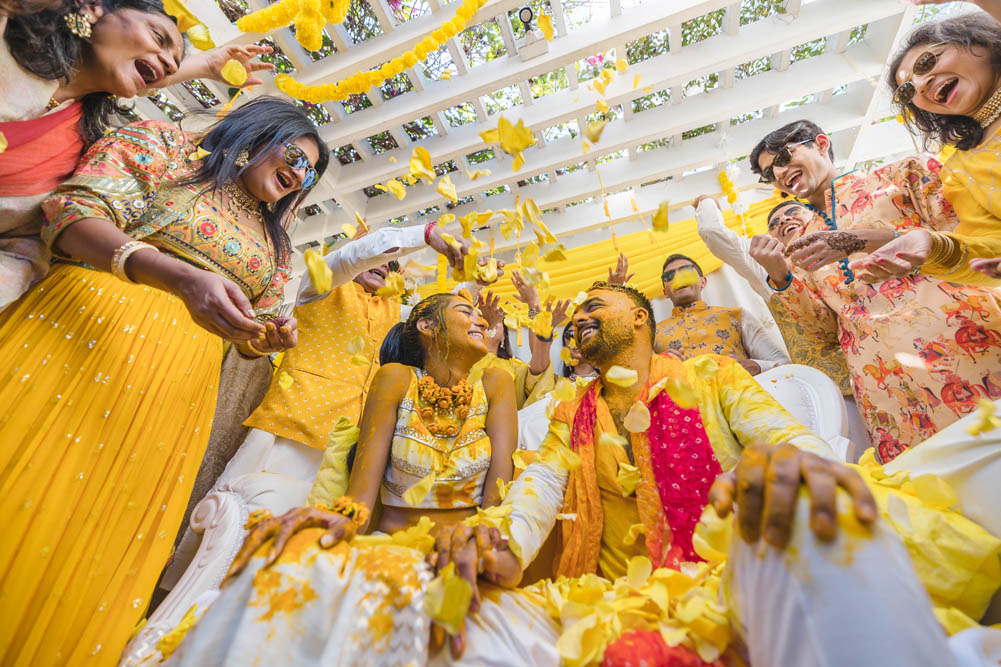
left=322, top=496, right=370, bottom=528
left=111, top=240, right=159, bottom=283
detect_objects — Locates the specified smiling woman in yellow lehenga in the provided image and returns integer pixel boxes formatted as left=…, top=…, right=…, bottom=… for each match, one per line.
left=0, top=96, right=328, bottom=665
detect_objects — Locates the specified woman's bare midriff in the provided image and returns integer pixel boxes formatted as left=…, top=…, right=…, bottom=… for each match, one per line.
left=377, top=504, right=477, bottom=534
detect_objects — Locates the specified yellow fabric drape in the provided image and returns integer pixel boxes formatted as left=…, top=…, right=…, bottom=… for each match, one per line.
left=421, top=196, right=780, bottom=301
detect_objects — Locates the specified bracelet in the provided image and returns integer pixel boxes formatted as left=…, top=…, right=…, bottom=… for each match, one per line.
left=111, top=240, right=159, bottom=283
left=892, top=229, right=900, bottom=240
left=534, top=332, right=554, bottom=342
left=321, top=496, right=370, bottom=528
left=424, top=220, right=437, bottom=245
left=766, top=271, right=793, bottom=292
left=527, top=306, right=540, bottom=318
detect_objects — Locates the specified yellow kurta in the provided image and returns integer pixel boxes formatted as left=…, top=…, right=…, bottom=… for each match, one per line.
left=1, top=121, right=289, bottom=665
left=244, top=282, right=400, bottom=450
left=653, top=301, right=746, bottom=360
left=923, top=129, right=1001, bottom=286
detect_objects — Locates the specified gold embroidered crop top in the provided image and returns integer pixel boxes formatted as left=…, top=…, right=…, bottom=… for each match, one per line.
left=380, top=368, right=492, bottom=510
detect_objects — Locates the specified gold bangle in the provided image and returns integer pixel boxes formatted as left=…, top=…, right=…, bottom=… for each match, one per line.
left=111, top=240, right=159, bottom=283
left=322, top=496, right=370, bottom=528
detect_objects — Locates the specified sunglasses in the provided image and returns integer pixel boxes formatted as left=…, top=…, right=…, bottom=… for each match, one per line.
left=758, top=138, right=814, bottom=184
left=281, top=141, right=318, bottom=189
left=893, top=46, right=945, bottom=106
left=767, top=205, right=805, bottom=231
left=662, top=265, right=699, bottom=282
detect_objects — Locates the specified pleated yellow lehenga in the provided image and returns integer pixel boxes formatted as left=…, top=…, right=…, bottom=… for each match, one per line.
left=0, top=120, right=292, bottom=665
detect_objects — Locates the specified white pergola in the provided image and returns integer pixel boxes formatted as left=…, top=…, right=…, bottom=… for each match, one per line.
left=146, top=0, right=971, bottom=272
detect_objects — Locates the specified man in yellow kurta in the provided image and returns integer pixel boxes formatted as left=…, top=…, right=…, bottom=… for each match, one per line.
left=653, top=254, right=789, bottom=376
left=439, top=282, right=999, bottom=667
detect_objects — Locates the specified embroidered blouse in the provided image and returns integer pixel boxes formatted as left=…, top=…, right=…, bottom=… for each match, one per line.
left=40, top=120, right=290, bottom=319
left=381, top=368, right=492, bottom=510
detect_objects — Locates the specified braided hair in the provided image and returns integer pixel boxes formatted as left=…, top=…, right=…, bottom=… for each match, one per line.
left=387, top=293, right=455, bottom=368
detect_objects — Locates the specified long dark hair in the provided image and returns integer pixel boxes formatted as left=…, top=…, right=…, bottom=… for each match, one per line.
left=379, top=322, right=405, bottom=366
left=389, top=293, right=455, bottom=368
left=888, top=14, right=1001, bottom=150
left=178, top=97, right=330, bottom=266
left=5, top=0, right=176, bottom=147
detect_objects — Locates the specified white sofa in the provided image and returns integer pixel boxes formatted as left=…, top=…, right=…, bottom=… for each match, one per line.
left=120, top=364, right=854, bottom=665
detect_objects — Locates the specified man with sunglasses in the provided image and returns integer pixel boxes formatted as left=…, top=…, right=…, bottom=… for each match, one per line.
left=748, top=119, right=1001, bottom=462
left=653, top=253, right=788, bottom=376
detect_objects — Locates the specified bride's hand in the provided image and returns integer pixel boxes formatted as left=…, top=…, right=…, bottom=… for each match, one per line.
left=226, top=506, right=354, bottom=580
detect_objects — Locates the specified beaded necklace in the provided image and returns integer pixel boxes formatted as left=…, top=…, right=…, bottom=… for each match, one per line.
left=803, top=170, right=858, bottom=285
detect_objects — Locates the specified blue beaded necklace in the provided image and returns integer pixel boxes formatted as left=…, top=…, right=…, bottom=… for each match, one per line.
left=803, top=171, right=857, bottom=285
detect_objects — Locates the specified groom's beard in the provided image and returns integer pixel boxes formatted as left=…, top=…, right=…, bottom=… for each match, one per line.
left=579, top=317, right=636, bottom=367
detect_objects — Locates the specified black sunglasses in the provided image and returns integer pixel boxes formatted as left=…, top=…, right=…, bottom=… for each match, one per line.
left=759, top=138, right=814, bottom=184
left=662, top=265, right=699, bottom=282
left=893, top=46, right=945, bottom=106
left=281, top=141, right=318, bottom=189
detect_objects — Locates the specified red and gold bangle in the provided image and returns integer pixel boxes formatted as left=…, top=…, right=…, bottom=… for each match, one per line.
left=111, top=240, right=159, bottom=283
left=424, top=219, right=437, bottom=245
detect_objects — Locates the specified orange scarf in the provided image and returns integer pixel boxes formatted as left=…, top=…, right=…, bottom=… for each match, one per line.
left=555, top=355, right=719, bottom=577
left=0, top=102, right=83, bottom=197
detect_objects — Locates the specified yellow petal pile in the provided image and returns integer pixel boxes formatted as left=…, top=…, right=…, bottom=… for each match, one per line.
left=605, top=365, right=638, bottom=388
left=965, top=398, right=1001, bottom=436
left=278, top=371, right=294, bottom=389
left=352, top=516, right=436, bottom=554
left=269, top=0, right=485, bottom=101
left=424, top=562, right=473, bottom=636
left=220, top=59, right=248, bottom=86
left=376, top=272, right=406, bottom=298
left=525, top=557, right=732, bottom=667
left=305, top=248, right=333, bottom=293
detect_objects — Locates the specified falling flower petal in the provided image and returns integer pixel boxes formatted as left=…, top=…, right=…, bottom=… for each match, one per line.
left=623, top=401, right=651, bottom=432
left=664, top=378, right=697, bottom=409
left=581, top=140, right=591, bottom=153
left=403, top=471, right=436, bottom=506
left=465, top=168, right=491, bottom=181
left=623, top=522, right=645, bottom=545
left=596, top=99, right=609, bottom=113
left=495, top=115, right=536, bottom=172
left=346, top=335, right=365, bottom=355
left=627, top=555, right=652, bottom=589
left=220, top=59, right=248, bottom=86
left=560, top=347, right=574, bottom=367
left=632, top=73, right=642, bottom=88
left=552, top=377, right=578, bottom=403
left=531, top=310, right=553, bottom=339
left=278, top=371, right=293, bottom=389
left=351, top=353, right=371, bottom=366
left=583, top=119, right=608, bottom=143
left=606, top=365, right=638, bottom=387
left=556, top=512, right=577, bottom=521
left=388, top=156, right=398, bottom=163
left=539, top=13, right=554, bottom=41
left=341, top=223, right=356, bottom=238
left=965, top=398, right=1001, bottom=435
left=572, top=291, right=588, bottom=306
left=615, top=57, right=628, bottom=72
left=478, top=128, right=499, bottom=144
left=440, top=232, right=462, bottom=250
left=187, top=146, right=210, bottom=160
left=543, top=244, right=567, bottom=262
left=385, top=178, right=407, bottom=200
left=652, top=200, right=670, bottom=231
left=424, top=562, right=473, bottom=636
left=376, top=272, right=406, bottom=297
left=440, top=70, right=452, bottom=80
left=436, top=174, right=458, bottom=203
left=617, top=461, right=641, bottom=495
left=304, top=248, right=333, bottom=294
left=0, top=131, right=6, bottom=153
left=185, top=23, right=215, bottom=50
left=410, top=146, right=437, bottom=182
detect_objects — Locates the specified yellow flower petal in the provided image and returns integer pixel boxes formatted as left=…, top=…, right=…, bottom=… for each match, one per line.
left=278, top=371, right=294, bottom=389
left=423, top=562, right=473, bottom=636
left=572, top=291, right=588, bottom=306
left=436, top=174, right=458, bottom=203
left=350, top=353, right=371, bottom=366
left=599, top=431, right=628, bottom=448
left=623, top=522, right=645, bottom=545
left=552, top=377, right=578, bottom=403
left=385, top=178, right=407, bottom=200
left=632, top=73, right=642, bottom=88
left=476, top=257, right=499, bottom=283
left=965, top=398, right=1001, bottom=435
left=388, top=155, right=398, bottom=163
left=440, top=70, right=452, bottom=80
left=403, top=471, right=436, bottom=506
left=538, top=13, right=554, bottom=41
left=478, top=128, right=499, bottom=144
left=542, top=244, right=568, bottom=262
left=341, top=223, right=356, bottom=238
left=652, top=200, right=670, bottom=231
left=693, top=505, right=733, bottom=563
left=496, top=477, right=510, bottom=501
left=664, top=378, right=697, bottom=409
left=345, top=335, right=366, bottom=355
left=531, top=310, right=553, bottom=339
left=522, top=197, right=543, bottom=226
left=465, top=168, right=491, bottom=181
left=522, top=241, right=540, bottom=269
left=615, top=58, right=628, bottom=72
left=627, top=555, right=652, bottom=588
left=220, top=58, right=248, bottom=86
left=560, top=347, right=574, bottom=367
left=156, top=603, right=200, bottom=660
left=185, top=23, right=215, bottom=50
left=376, top=272, right=406, bottom=297
left=605, top=365, right=638, bottom=387
left=187, top=146, right=210, bottom=161
left=670, top=267, right=700, bottom=290
left=582, top=119, right=608, bottom=143
left=581, top=140, right=591, bottom=153
left=409, top=145, right=437, bottom=182
left=440, top=232, right=462, bottom=250
left=556, top=512, right=577, bottom=521
left=595, top=99, right=609, bottom=113
left=616, top=461, right=641, bottom=496
left=692, top=356, right=719, bottom=378
left=304, top=248, right=333, bottom=294
left=623, top=401, right=651, bottom=432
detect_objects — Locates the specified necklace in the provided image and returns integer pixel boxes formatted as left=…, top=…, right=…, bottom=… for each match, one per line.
left=973, top=87, right=1001, bottom=129
left=222, top=180, right=263, bottom=221
left=804, top=171, right=858, bottom=285
left=417, top=373, right=474, bottom=438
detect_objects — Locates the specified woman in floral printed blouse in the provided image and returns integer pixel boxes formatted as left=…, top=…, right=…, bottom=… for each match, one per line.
left=0, top=96, right=328, bottom=665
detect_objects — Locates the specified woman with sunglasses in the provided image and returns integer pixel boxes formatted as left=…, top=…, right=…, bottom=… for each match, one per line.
left=0, top=96, right=327, bottom=665
left=852, top=9, right=1001, bottom=285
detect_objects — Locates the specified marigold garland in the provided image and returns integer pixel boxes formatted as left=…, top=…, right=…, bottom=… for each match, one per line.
left=237, top=0, right=350, bottom=51
left=271, top=0, right=488, bottom=103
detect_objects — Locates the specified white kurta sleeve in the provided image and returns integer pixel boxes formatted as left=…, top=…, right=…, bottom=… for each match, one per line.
left=297, top=224, right=427, bottom=304
left=695, top=200, right=772, bottom=301
left=740, top=308, right=790, bottom=372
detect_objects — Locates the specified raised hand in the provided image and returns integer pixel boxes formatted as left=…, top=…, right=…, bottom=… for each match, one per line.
left=783, top=230, right=866, bottom=272
left=749, top=234, right=791, bottom=286
left=427, top=223, right=471, bottom=268
left=510, top=270, right=540, bottom=310
left=849, top=229, right=930, bottom=283
left=607, top=253, right=634, bottom=286
left=226, top=506, right=355, bottom=580
left=549, top=297, right=572, bottom=328
left=708, top=442, right=877, bottom=548
left=186, top=44, right=276, bottom=87
left=477, top=290, right=505, bottom=329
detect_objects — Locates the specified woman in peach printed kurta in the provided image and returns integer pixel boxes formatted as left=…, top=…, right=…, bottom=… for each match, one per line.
left=774, top=156, right=1001, bottom=462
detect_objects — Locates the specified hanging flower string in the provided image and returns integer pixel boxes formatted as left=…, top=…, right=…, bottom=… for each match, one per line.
left=258, top=0, right=487, bottom=103
left=237, top=0, right=350, bottom=51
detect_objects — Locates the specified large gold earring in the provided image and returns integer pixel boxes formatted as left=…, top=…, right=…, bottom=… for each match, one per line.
left=234, top=149, right=249, bottom=167
left=64, top=11, right=93, bottom=40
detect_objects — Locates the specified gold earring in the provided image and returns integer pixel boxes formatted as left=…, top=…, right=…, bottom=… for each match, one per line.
left=64, top=11, right=93, bottom=40
left=234, top=149, right=249, bottom=167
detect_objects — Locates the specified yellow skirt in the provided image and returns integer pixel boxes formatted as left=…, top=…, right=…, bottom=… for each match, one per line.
left=0, top=264, right=222, bottom=666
